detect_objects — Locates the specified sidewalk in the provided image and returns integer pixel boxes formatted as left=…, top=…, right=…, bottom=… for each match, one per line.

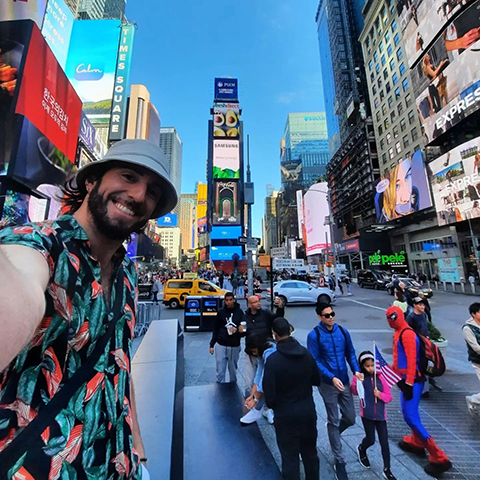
left=184, top=329, right=480, bottom=480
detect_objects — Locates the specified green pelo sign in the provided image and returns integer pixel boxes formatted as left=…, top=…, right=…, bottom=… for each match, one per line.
left=369, top=250, right=407, bottom=267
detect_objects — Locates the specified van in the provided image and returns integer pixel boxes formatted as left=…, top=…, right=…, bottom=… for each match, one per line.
left=163, top=279, right=228, bottom=308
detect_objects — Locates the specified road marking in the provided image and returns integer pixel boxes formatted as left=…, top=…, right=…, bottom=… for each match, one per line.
left=342, top=299, right=386, bottom=312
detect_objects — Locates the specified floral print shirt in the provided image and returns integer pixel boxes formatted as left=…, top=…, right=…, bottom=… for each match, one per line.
left=0, top=215, right=142, bottom=480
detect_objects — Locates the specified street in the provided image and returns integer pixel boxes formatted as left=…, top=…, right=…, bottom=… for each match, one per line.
left=148, top=283, right=480, bottom=479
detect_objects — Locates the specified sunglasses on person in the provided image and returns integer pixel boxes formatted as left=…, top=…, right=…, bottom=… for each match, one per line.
left=322, top=311, right=335, bottom=319
left=387, top=312, right=398, bottom=320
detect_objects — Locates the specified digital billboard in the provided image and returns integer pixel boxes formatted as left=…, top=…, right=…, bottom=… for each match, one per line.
left=210, top=226, right=242, bottom=240
left=65, top=20, right=121, bottom=121
left=213, top=180, right=240, bottom=225
left=157, top=213, right=178, bottom=227
left=197, top=216, right=207, bottom=235
left=213, top=102, right=240, bottom=138
left=214, top=78, right=238, bottom=102
left=411, top=0, right=480, bottom=142
left=213, top=139, right=240, bottom=179
left=397, top=0, right=476, bottom=69
left=296, top=189, right=305, bottom=240
left=281, top=160, right=302, bottom=183
left=79, top=111, right=96, bottom=153
left=41, top=0, right=74, bottom=69
left=429, top=136, right=480, bottom=225
left=374, top=150, right=432, bottom=223
left=210, top=246, right=243, bottom=261
left=0, top=0, right=47, bottom=27
left=304, top=183, right=330, bottom=256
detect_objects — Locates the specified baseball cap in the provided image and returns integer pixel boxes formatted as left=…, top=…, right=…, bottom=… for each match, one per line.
left=413, top=296, right=425, bottom=304
left=75, top=139, right=178, bottom=218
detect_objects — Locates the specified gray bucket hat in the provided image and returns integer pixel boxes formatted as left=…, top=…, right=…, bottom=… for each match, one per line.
left=75, top=139, right=178, bottom=218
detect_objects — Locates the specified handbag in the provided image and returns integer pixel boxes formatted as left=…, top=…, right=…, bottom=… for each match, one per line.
left=0, top=266, right=125, bottom=478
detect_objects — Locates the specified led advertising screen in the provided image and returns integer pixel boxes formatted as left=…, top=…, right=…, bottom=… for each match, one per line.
left=296, top=189, right=305, bottom=240
left=157, top=213, right=178, bottom=227
left=213, top=103, right=240, bottom=138
left=375, top=150, right=432, bottom=223
left=214, top=78, right=238, bottom=102
left=397, top=0, right=475, bottom=69
left=197, top=216, right=207, bottom=235
left=281, top=160, right=302, bottom=183
left=213, top=180, right=240, bottom=225
left=304, top=183, right=330, bottom=256
left=65, top=20, right=121, bottom=121
left=210, top=246, right=243, bottom=261
left=210, top=226, right=242, bottom=240
left=412, top=0, right=480, bottom=142
left=429, top=136, right=480, bottom=225
left=0, top=0, right=47, bottom=27
left=213, top=139, right=240, bottom=179
left=41, top=0, right=74, bottom=69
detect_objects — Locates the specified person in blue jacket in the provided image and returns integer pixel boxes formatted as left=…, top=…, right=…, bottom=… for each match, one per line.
left=307, top=302, right=363, bottom=480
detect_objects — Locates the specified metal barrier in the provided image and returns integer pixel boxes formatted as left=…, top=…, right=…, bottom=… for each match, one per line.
left=135, top=302, right=161, bottom=338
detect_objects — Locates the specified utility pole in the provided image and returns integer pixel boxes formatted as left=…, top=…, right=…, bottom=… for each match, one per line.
left=246, top=134, right=254, bottom=298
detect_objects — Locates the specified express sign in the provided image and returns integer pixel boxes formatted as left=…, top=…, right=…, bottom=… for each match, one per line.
left=368, top=250, right=407, bottom=267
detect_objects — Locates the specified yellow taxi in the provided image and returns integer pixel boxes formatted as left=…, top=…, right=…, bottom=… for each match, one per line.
left=163, top=279, right=229, bottom=308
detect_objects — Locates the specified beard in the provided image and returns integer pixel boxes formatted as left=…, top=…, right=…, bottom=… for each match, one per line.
left=87, top=182, right=147, bottom=241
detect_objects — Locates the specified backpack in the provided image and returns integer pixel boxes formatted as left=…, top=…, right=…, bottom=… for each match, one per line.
left=399, top=327, right=446, bottom=377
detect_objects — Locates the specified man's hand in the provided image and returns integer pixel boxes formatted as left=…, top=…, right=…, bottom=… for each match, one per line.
left=238, top=325, right=244, bottom=333
left=209, top=347, right=214, bottom=355
left=355, top=372, right=364, bottom=382
left=332, top=377, right=345, bottom=391
left=274, top=297, right=284, bottom=308
left=245, top=395, right=256, bottom=410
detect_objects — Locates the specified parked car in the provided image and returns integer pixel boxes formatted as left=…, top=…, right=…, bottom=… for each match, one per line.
left=386, top=278, right=433, bottom=298
left=357, top=270, right=390, bottom=289
left=163, top=279, right=229, bottom=309
left=268, top=280, right=335, bottom=306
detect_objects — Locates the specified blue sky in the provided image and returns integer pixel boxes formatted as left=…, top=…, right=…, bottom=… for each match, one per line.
left=126, top=0, right=325, bottom=237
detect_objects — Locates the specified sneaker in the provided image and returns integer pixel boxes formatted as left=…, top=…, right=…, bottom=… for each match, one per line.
left=263, top=408, right=274, bottom=424
left=334, top=461, right=348, bottom=480
left=240, top=408, right=262, bottom=425
left=429, top=378, right=442, bottom=391
left=466, top=395, right=478, bottom=417
left=357, top=445, right=370, bottom=468
left=383, top=468, right=397, bottom=480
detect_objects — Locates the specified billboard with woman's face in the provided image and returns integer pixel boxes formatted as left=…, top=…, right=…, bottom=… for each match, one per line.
left=375, top=150, right=432, bottom=223
left=429, top=136, right=480, bottom=225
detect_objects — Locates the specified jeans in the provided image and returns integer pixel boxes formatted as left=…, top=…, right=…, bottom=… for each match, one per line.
left=214, top=344, right=240, bottom=383
left=152, top=292, right=158, bottom=303
left=244, top=354, right=259, bottom=397
left=274, top=414, right=319, bottom=480
left=360, top=418, right=391, bottom=469
left=319, top=382, right=356, bottom=463
left=400, top=381, right=430, bottom=442
left=238, top=286, right=245, bottom=298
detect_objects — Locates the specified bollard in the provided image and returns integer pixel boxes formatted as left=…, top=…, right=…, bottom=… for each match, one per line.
left=435, top=281, right=438, bottom=290
left=472, top=284, right=476, bottom=294
left=443, top=281, right=447, bottom=290
left=461, top=282, right=466, bottom=293
left=451, top=282, right=455, bottom=292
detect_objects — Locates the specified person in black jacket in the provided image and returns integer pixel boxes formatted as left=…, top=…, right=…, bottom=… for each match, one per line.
left=240, top=295, right=285, bottom=397
left=209, top=292, right=244, bottom=383
left=263, top=318, right=321, bottom=480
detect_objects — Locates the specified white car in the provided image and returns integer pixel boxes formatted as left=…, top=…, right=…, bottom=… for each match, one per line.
left=271, top=280, right=335, bottom=306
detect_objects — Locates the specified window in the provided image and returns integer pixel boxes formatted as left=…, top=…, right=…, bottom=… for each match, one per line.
left=400, top=118, right=406, bottom=131
left=405, top=93, right=412, bottom=107
left=397, top=101, right=404, bottom=114
left=402, top=78, right=409, bottom=91
left=368, top=60, right=373, bottom=71
left=397, top=47, right=403, bottom=60
left=385, top=31, right=390, bottom=43
left=380, top=90, right=385, bottom=100
left=389, top=58, right=395, bottom=70
left=391, top=110, right=396, bottom=121
left=378, top=124, right=383, bottom=135
left=387, top=44, right=393, bottom=56
left=370, top=72, right=375, bottom=82
left=388, top=147, right=394, bottom=159
left=380, top=138, right=385, bottom=149
left=393, top=125, right=399, bottom=138
left=386, top=132, right=392, bottom=144
left=384, top=118, right=390, bottom=129
left=376, top=63, right=380, bottom=73
left=392, top=73, right=398, bottom=85
left=381, top=54, right=386, bottom=65
left=395, top=141, right=402, bottom=154
left=408, top=109, right=415, bottom=124
left=373, top=85, right=377, bottom=95
left=168, top=281, right=193, bottom=290
left=383, top=68, right=388, bottom=79
left=388, top=96, right=393, bottom=108
left=379, top=41, right=384, bottom=52
left=382, top=153, right=387, bottom=164
left=374, top=97, right=380, bottom=108
left=382, top=104, right=387, bottom=115
left=374, top=51, right=378, bottom=62
left=394, top=86, right=401, bottom=99
left=386, top=81, right=391, bottom=93
left=403, top=134, right=409, bottom=147
left=378, top=77, right=382, bottom=88
left=199, top=281, right=217, bottom=292
left=391, top=19, right=397, bottom=32
left=376, top=111, right=381, bottom=122
left=399, top=62, right=405, bottom=75
left=411, top=127, right=419, bottom=141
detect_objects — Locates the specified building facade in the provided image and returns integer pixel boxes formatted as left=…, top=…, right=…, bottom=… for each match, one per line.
left=156, top=226, right=181, bottom=266
left=159, top=127, right=183, bottom=215
left=180, top=194, right=197, bottom=254
left=263, top=190, right=279, bottom=254
left=77, top=0, right=125, bottom=19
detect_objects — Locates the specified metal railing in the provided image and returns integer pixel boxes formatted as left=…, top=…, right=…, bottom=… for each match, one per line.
left=135, top=302, right=161, bottom=338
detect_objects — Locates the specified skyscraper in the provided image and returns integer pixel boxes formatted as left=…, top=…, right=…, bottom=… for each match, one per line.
left=77, top=0, right=126, bottom=19
left=65, top=0, right=79, bottom=15
left=159, top=127, right=183, bottom=215
left=180, top=194, right=197, bottom=254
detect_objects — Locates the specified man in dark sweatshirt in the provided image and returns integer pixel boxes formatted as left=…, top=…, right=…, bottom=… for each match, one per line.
left=240, top=295, right=285, bottom=396
left=263, top=318, right=320, bottom=480
left=209, top=292, right=244, bottom=383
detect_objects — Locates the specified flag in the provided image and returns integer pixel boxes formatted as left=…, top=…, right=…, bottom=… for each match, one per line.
left=375, top=345, right=402, bottom=387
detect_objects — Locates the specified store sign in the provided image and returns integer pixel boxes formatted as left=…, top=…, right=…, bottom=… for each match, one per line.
left=214, top=77, right=238, bottom=101
left=368, top=250, right=407, bottom=267
left=271, top=247, right=288, bottom=258
left=338, top=239, right=360, bottom=254
left=79, top=111, right=96, bottom=152
left=438, top=257, right=461, bottom=283
left=109, top=23, right=135, bottom=141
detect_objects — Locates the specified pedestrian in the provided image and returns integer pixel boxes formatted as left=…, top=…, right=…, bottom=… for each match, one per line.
left=337, top=276, right=344, bottom=295
left=463, top=302, right=480, bottom=416
left=307, top=302, right=364, bottom=480
left=393, top=289, right=408, bottom=313
left=240, top=334, right=277, bottom=425
left=0, top=139, right=178, bottom=478
left=406, top=297, right=429, bottom=338
left=345, top=275, right=352, bottom=295
left=231, top=275, right=239, bottom=296
left=238, top=276, right=245, bottom=298
left=351, top=351, right=397, bottom=480
left=219, top=273, right=224, bottom=289
left=385, top=306, right=452, bottom=476
left=263, top=318, right=321, bottom=480
left=469, top=274, right=475, bottom=292
left=240, top=295, right=285, bottom=399
left=399, top=282, right=413, bottom=315
left=152, top=276, right=161, bottom=304
left=417, top=292, right=431, bottom=323
left=209, top=292, right=244, bottom=383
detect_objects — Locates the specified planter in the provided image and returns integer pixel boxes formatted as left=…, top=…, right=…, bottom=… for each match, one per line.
left=432, top=338, right=448, bottom=356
